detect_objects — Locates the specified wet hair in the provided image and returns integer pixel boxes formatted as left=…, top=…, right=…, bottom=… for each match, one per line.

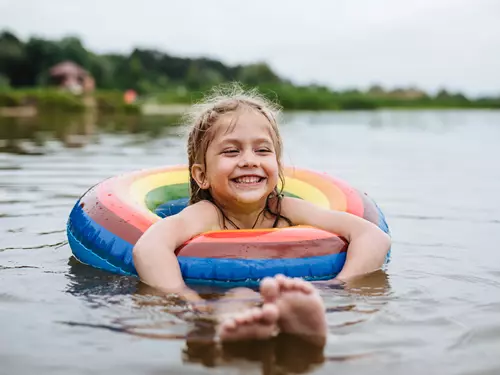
left=184, top=83, right=292, bottom=228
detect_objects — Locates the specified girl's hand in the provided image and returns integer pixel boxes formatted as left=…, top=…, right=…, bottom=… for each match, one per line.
left=282, top=197, right=391, bottom=279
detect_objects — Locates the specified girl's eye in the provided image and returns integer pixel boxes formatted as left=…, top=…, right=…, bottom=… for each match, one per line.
left=257, top=148, right=272, bottom=153
left=222, top=149, right=239, bottom=154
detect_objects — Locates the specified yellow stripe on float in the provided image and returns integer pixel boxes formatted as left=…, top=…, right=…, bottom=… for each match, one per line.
left=284, top=177, right=330, bottom=208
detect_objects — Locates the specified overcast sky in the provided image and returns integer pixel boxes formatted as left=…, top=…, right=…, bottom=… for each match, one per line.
left=1, top=0, right=499, bottom=95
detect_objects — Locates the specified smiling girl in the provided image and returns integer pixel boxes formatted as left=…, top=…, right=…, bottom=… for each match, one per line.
left=133, top=85, right=391, bottom=343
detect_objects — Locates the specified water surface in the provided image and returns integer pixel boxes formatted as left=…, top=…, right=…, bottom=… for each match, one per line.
left=1, top=110, right=500, bottom=374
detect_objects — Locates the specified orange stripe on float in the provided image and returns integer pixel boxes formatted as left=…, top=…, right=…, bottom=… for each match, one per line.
left=313, top=172, right=364, bottom=217
left=285, top=168, right=347, bottom=211
left=189, top=226, right=335, bottom=244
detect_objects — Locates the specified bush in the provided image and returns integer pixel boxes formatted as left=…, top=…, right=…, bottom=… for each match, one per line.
left=95, top=90, right=140, bottom=113
left=0, top=92, right=22, bottom=106
left=0, top=89, right=84, bottom=111
left=34, top=90, right=85, bottom=112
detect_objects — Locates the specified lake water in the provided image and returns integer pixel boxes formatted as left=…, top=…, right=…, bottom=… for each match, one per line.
left=1, top=110, right=499, bottom=374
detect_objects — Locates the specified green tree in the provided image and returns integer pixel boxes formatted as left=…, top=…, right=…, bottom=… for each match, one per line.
left=238, top=63, right=281, bottom=85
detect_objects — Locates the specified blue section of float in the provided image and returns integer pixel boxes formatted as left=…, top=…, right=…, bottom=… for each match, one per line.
left=67, top=224, right=135, bottom=276
left=67, top=201, right=136, bottom=276
left=67, top=201, right=351, bottom=285
left=179, top=253, right=346, bottom=287
left=376, top=199, right=390, bottom=235
left=155, top=198, right=189, bottom=218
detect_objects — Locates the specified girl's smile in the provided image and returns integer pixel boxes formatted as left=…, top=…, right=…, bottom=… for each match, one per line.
left=230, top=174, right=267, bottom=190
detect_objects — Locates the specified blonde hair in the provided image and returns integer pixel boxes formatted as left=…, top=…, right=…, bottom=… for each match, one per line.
left=185, top=83, right=285, bottom=206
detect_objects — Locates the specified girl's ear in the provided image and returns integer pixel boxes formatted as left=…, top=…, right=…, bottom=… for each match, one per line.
left=191, top=164, right=209, bottom=189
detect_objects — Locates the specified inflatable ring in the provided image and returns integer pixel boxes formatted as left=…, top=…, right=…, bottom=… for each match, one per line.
left=67, top=165, right=389, bottom=286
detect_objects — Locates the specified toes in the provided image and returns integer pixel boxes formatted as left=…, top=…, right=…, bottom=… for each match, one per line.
left=260, top=277, right=280, bottom=302
left=219, top=323, right=278, bottom=342
left=233, top=307, right=262, bottom=325
left=225, top=319, right=237, bottom=331
left=275, top=274, right=294, bottom=290
left=293, top=278, right=315, bottom=293
left=249, top=307, right=263, bottom=321
left=274, top=274, right=287, bottom=285
left=234, top=312, right=251, bottom=325
left=250, top=324, right=279, bottom=339
left=284, top=277, right=295, bottom=289
left=260, top=303, right=279, bottom=324
left=274, top=275, right=315, bottom=294
left=218, top=318, right=237, bottom=334
left=216, top=306, right=280, bottom=342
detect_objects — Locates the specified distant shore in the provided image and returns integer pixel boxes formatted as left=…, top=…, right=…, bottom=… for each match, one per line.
left=1, top=88, right=500, bottom=119
left=141, top=103, right=190, bottom=116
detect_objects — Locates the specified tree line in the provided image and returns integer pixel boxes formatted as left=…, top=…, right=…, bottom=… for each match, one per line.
left=1, top=30, right=499, bottom=110
left=0, top=30, right=282, bottom=92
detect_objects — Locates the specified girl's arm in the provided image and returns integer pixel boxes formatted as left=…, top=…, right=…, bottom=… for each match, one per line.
left=282, top=197, right=391, bottom=282
left=133, top=201, right=219, bottom=304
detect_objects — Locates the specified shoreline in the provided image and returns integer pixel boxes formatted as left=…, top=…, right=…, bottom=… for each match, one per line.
left=1, top=104, right=500, bottom=119
left=140, top=103, right=190, bottom=116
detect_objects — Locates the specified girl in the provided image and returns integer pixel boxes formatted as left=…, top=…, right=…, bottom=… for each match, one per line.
left=133, top=85, right=391, bottom=344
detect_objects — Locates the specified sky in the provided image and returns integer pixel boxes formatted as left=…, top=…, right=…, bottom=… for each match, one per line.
left=1, top=0, right=499, bottom=96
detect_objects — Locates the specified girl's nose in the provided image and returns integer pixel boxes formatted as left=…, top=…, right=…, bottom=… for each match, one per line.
left=238, top=151, right=258, bottom=167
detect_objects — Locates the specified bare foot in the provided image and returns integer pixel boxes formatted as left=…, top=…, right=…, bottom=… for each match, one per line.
left=216, top=303, right=280, bottom=342
left=260, top=275, right=327, bottom=345
left=214, top=287, right=260, bottom=316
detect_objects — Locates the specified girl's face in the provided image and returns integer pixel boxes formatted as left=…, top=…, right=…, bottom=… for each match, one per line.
left=192, top=109, right=280, bottom=208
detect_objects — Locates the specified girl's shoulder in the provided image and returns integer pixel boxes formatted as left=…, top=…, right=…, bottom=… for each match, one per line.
left=179, top=200, right=222, bottom=232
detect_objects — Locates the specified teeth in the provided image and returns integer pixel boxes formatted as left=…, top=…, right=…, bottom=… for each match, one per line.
left=234, top=176, right=262, bottom=183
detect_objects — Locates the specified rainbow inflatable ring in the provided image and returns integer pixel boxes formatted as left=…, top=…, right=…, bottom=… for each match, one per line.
left=67, top=165, right=389, bottom=286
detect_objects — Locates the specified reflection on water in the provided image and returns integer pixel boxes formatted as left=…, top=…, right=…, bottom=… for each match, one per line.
left=0, top=112, right=181, bottom=155
left=1, top=109, right=500, bottom=374
left=183, top=334, right=328, bottom=373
